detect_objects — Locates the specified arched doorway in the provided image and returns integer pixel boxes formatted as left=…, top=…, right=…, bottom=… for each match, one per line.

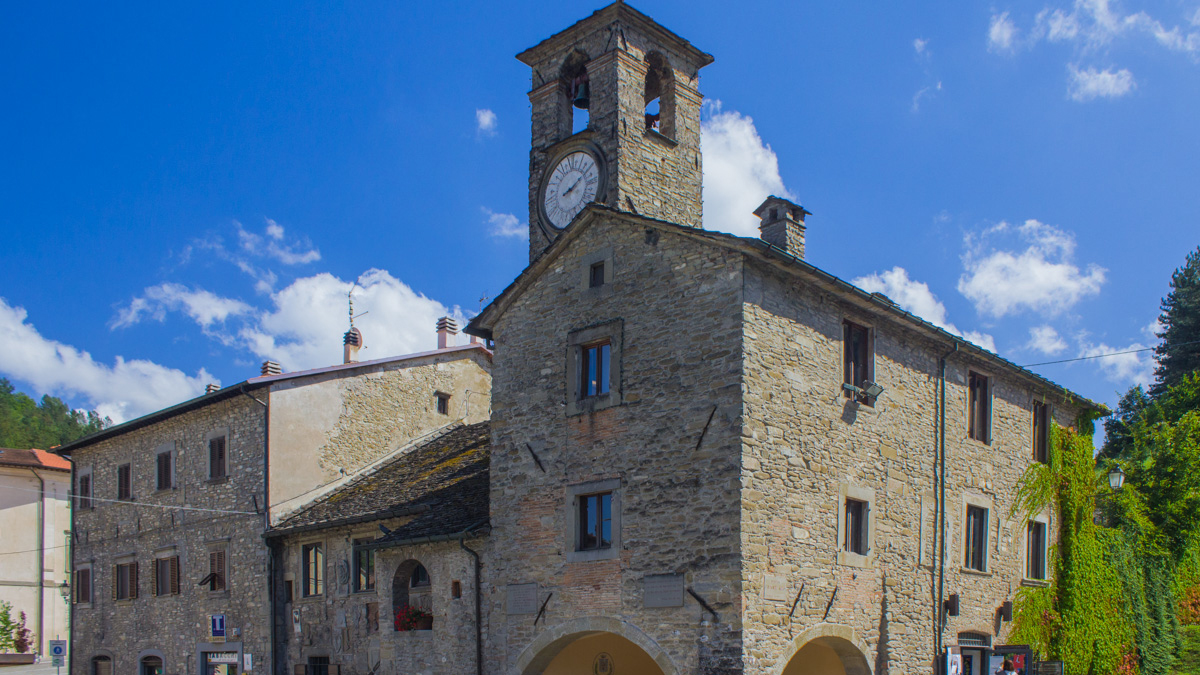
left=774, top=624, right=872, bottom=675
left=515, top=617, right=677, bottom=675
left=91, top=656, right=112, bottom=675
left=391, top=559, right=433, bottom=631
left=140, top=656, right=163, bottom=675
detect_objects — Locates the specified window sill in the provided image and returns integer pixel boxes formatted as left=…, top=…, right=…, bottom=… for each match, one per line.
left=206, top=476, right=230, bottom=485
left=297, top=595, right=324, bottom=603
left=207, top=591, right=231, bottom=599
left=74, top=602, right=93, bottom=609
left=960, top=567, right=992, bottom=577
left=566, top=546, right=619, bottom=563
left=1021, top=578, right=1051, bottom=588
left=155, top=487, right=176, bottom=494
left=114, top=599, right=135, bottom=605
left=643, top=128, right=677, bottom=147
left=352, top=588, right=378, bottom=595
left=837, top=550, right=873, bottom=569
left=567, top=392, right=619, bottom=417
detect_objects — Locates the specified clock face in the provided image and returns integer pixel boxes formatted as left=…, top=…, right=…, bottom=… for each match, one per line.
left=542, top=151, right=600, bottom=230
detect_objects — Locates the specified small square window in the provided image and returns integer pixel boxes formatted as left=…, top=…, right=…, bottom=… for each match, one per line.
left=577, top=492, right=613, bottom=551
left=965, top=505, right=989, bottom=571
left=968, top=372, right=991, bottom=443
left=589, top=261, right=606, bottom=288
left=302, top=543, right=323, bottom=597
left=580, top=341, right=611, bottom=398
left=436, top=393, right=450, bottom=416
left=209, top=436, right=227, bottom=479
left=1027, top=520, right=1048, bottom=580
left=1032, top=401, right=1051, bottom=464
left=117, top=464, right=132, bottom=501
left=844, top=498, right=869, bottom=555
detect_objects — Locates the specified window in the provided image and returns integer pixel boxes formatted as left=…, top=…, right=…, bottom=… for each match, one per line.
left=580, top=341, right=611, bottom=398
left=302, top=543, right=323, bottom=597
left=577, top=492, right=612, bottom=551
left=451, top=580, right=462, bottom=599
left=114, top=561, right=138, bottom=600
left=140, top=657, right=162, bottom=675
left=209, top=436, right=227, bottom=479
left=844, top=498, right=870, bottom=555
left=117, top=464, right=132, bottom=500
left=77, top=472, right=93, bottom=510
left=410, top=564, right=431, bottom=588
left=435, top=393, right=450, bottom=416
left=353, top=538, right=375, bottom=592
left=842, top=320, right=872, bottom=402
left=74, top=567, right=92, bottom=604
left=92, top=656, right=112, bottom=675
left=284, top=580, right=294, bottom=604
left=156, top=450, right=173, bottom=491
left=589, top=261, right=606, bottom=288
left=1033, top=401, right=1051, bottom=464
left=152, top=556, right=180, bottom=596
left=968, top=371, right=991, bottom=443
left=207, top=550, right=226, bottom=592
left=1027, top=520, right=1048, bottom=580
left=307, top=656, right=330, bottom=675
left=965, top=505, right=989, bottom=571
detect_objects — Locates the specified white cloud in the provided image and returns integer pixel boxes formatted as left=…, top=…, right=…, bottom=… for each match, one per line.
left=0, top=297, right=213, bottom=423
left=1067, top=64, right=1136, bottom=100
left=238, top=218, right=321, bottom=266
left=239, top=269, right=467, bottom=372
left=957, top=219, right=1106, bottom=318
left=1078, top=337, right=1155, bottom=386
left=482, top=207, right=525, bottom=238
left=912, top=81, right=943, bottom=112
left=853, top=267, right=997, bottom=351
left=989, top=12, right=1019, bottom=52
left=1143, top=317, right=1164, bottom=340
left=1027, top=325, right=1068, bottom=354
left=914, top=38, right=929, bottom=55
left=475, top=109, right=498, bottom=137
left=700, top=100, right=794, bottom=236
left=112, top=283, right=253, bottom=331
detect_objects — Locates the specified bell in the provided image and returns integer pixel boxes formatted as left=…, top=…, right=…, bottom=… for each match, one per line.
left=572, top=81, right=590, bottom=110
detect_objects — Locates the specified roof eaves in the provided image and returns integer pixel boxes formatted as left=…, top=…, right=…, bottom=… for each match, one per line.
left=264, top=504, right=431, bottom=540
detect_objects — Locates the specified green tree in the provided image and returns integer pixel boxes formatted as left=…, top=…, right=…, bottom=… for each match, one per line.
left=0, top=377, right=109, bottom=449
left=1152, top=245, right=1200, bottom=395
left=0, top=601, right=14, bottom=652
left=1102, top=384, right=1153, bottom=462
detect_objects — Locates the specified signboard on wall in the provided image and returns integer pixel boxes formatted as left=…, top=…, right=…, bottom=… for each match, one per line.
left=211, top=614, right=227, bottom=642
left=643, top=574, right=684, bottom=608
left=507, top=583, right=538, bottom=614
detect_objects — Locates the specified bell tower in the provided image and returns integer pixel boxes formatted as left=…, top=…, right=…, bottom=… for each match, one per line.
left=517, top=2, right=714, bottom=261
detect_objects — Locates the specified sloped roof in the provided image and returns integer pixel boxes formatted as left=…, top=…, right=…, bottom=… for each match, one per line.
left=267, top=422, right=490, bottom=540
left=0, top=448, right=72, bottom=472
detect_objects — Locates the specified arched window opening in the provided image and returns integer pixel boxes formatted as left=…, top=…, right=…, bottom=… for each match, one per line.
left=560, top=50, right=590, bottom=135
left=644, top=52, right=675, bottom=138
left=392, top=560, right=433, bottom=632
left=91, top=656, right=112, bottom=675
left=140, top=656, right=163, bottom=675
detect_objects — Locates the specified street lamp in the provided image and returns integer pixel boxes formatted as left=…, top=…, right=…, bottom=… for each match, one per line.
left=1108, top=464, right=1126, bottom=491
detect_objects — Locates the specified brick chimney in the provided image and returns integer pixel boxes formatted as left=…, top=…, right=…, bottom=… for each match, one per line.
left=344, top=326, right=363, bottom=364
left=260, top=360, right=282, bottom=376
left=754, top=196, right=810, bottom=259
left=436, top=317, right=458, bottom=349
left=205, top=383, right=220, bottom=394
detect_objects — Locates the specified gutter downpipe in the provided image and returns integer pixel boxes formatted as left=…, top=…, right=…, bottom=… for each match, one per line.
left=936, top=342, right=959, bottom=660
left=458, top=522, right=487, bottom=675
left=32, top=468, right=45, bottom=655
left=238, top=384, right=273, bottom=675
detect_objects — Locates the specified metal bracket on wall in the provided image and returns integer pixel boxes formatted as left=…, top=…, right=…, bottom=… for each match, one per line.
left=694, top=405, right=717, bottom=452
left=525, top=444, right=546, bottom=473
left=823, top=585, right=839, bottom=621
left=533, top=592, right=553, bottom=626
left=787, top=583, right=805, bottom=621
left=686, top=587, right=719, bottom=622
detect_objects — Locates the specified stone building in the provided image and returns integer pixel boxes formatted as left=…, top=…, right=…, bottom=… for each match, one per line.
left=0, top=448, right=72, bottom=657
left=59, top=326, right=490, bottom=675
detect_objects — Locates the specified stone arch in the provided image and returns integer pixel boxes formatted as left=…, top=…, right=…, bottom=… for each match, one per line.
left=90, top=652, right=115, bottom=675
left=138, top=651, right=164, bottom=675
left=512, top=616, right=678, bottom=675
left=771, top=623, right=873, bottom=675
left=391, top=558, right=432, bottom=630
left=643, top=51, right=676, bottom=138
left=559, top=49, right=591, bottom=134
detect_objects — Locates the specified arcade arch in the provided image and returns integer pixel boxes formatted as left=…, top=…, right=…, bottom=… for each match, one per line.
left=773, top=624, right=872, bottom=675
left=515, top=617, right=676, bottom=675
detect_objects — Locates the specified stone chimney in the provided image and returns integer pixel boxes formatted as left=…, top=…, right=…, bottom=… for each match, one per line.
left=205, top=383, right=220, bottom=394
left=261, top=360, right=282, bottom=376
left=754, top=196, right=810, bottom=259
left=436, top=317, right=458, bottom=349
left=343, top=326, right=364, bottom=364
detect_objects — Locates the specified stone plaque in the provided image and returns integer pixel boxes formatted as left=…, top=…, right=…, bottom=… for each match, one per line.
left=507, top=583, right=538, bottom=614
left=763, top=574, right=789, bottom=601
left=643, top=574, right=684, bottom=608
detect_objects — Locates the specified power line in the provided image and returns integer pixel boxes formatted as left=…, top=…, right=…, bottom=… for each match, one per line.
left=1020, top=339, right=1200, bottom=368
left=0, top=543, right=70, bottom=557
left=0, top=484, right=258, bottom=516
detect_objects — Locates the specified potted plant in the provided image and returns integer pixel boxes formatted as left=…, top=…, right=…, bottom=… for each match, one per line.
left=393, top=604, right=433, bottom=632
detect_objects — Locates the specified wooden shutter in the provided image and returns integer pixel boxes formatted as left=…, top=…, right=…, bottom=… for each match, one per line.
left=293, top=666, right=306, bottom=675
left=210, top=437, right=227, bottom=478
left=112, top=566, right=118, bottom=600
left=864, top=501, right=872, bottom=554
left=210, top=550, right=226, bottom=591
left=130, top=562, right=139, bottom=599
left=151, top=559, right=159, bottom=597
left=170, top=556, right=180, bottom=594
left=328, top=666, right=339, bottom=675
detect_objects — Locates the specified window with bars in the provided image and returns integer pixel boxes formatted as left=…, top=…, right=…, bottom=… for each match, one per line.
left=968, top=372, right=991, bottom=443
left=152, top=556, right=180, bottom=596
left=77, top=473, right=93, bottom=510
left=209, top=436, right=227, bottom=479
left=842, top=320, right=873, bottom=404
left=117, top=464, right=132, bottom=501
left=965, top=505, right=989, bottom=572
left=302, top=543, right=323, bottom=597
left=577, top=492, right=612, bottom=551
left=114, top=561, right=138, bottom=600
left=1027, top=520, right=1048, bottom=580
left=74, top=567, right=92, bottom=603
left=156, top=451, right=173, bottom=491
left=1033, top=401, right=1051, bottom=464
left=353, top=539, right=375, bottom=592
left=844, top=498, right=870, bottom=555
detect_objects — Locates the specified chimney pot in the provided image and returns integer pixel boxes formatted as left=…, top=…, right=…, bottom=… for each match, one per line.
left=754, top=196, right=810, bottom=259
left=436, top=317, right=459, bottom=349
left=344, top=327, right=364, bottom=364
left=205, top=383, right=220, bottom=394
left=261, top=360, right=282, bottom=376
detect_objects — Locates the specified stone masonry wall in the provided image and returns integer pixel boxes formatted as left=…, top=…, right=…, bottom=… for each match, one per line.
left=71, top=394, right=269, bottom=675
left=737, top=260, right=1082, bottom=674
left=484, top=215, right=747, bottom=675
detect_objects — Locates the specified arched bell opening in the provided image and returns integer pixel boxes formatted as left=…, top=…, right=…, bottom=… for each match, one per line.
left=560, top=49, right=591, bottom=134
left=643, top=52, right=676, bottom=138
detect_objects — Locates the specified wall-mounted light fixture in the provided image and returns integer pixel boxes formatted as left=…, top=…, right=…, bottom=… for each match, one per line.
left=1108, top=464, right=1126, bottom=491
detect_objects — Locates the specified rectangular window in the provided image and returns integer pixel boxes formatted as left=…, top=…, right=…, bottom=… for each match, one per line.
left=436, top=393, right=450, bottom=416
left=74, top=568, right=92, bottom=603
left=156, top=451, right=173, bottom=491
left=843, top=321, right=871, bottom=400
left=117, top=464, right=132, bottom=501
left=844, top=498, right=869, bottom=555
left=353, top=538, right=375, bottom=592
left=965, top=505, right=989, bottom=571
left=580, top=341, right=611, bottom=398
left=208, top=550, right=226, bottom=592
left=968, top=372, right=991, bottom=443
left=1033, top=401, right=1050, bottom=464
left=1027, top=521, right=1047, bottom=580
left=307, top=657, right=330, bottom=675
left=114, top=562, right=138, bottom=600
left=153, top=556, right=180, bottom=596
left=209, top=436, right=227, bottom=479
left=78, top=473, right=93, bottom=510
left=577, top=492, right=612, bottom=551
left=589, top=261, right=606, bottom=288
left=302, top=543, right=323, bottom=597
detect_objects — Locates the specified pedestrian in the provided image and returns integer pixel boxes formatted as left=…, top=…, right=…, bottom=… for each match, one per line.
left=996, top=658, right=1018, bottom=675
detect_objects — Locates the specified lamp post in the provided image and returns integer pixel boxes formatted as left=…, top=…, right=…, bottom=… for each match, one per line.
left=1108, top=464, right=1126, bottom=492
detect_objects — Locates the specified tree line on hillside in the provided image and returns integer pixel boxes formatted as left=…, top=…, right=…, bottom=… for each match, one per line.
left=1011, top=245, right=1200, bottom=675
left=0, top=378, right=110, bottom=450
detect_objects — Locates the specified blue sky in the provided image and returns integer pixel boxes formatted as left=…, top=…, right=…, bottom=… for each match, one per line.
left=1, top=0, right=1197, bottom=425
